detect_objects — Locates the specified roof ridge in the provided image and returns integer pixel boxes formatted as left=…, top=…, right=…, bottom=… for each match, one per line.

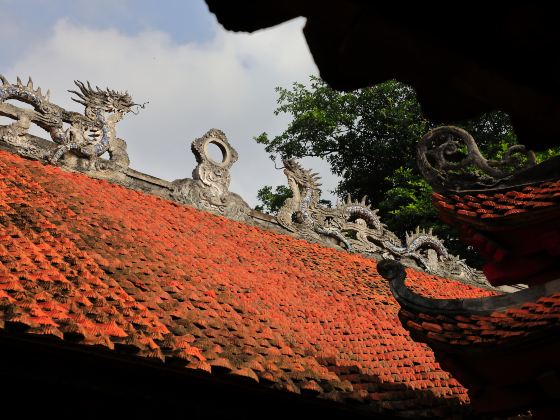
left=0, top=76, right=488, bottom=288
left=0, top=135, right=491, bottom=289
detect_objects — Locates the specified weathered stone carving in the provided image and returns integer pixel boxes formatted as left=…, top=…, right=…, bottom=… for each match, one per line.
left=277, top=158, right=486, bottom=285
left=0, top=75, right=137, bottom=171
left=172, top=129, right=251, bottom=221
left=0, top=75, right=486, bottom=284
left=417, top=125, right=537, bottom=192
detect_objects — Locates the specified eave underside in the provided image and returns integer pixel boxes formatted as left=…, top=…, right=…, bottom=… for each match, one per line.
left=206, top=1, right=560, bottom=151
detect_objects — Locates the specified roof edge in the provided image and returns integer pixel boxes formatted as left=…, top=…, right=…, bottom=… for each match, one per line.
left=378, top=259, right=560, bottom=316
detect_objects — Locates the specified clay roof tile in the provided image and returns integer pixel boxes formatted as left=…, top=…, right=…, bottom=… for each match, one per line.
left=0, top=150, right=495, bottom=416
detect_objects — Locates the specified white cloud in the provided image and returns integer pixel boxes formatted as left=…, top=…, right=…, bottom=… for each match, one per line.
left=2, top=18, right=341, bottom=206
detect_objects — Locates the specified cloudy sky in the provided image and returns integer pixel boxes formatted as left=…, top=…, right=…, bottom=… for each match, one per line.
left=0, top=0, right=341, bottom=206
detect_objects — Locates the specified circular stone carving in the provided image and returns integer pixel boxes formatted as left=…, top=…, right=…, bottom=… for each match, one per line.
left=203, top=137, right=231, bottom=167
left=190, top=129, right=239, bottom=176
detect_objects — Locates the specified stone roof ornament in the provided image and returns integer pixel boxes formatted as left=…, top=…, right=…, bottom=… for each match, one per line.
left=417, top=126, right=539, bottom=192
left=191, top=128, right=238, bottom=193
left=172, top=129, right=251, bottom=221
left=0, top=75, right=140, bottom=172
left=276, top=157, right=486, bottom=286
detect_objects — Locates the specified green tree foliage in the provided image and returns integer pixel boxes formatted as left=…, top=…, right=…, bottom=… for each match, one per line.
left=254, top=185, right=331, bottom=214
left=254, top=76, right=559, bottom=266
left=255, top=77, right=428, bottom=205
left=254, top=185, right=292, bottom=214
left=379, top=167, right=485, bottom=266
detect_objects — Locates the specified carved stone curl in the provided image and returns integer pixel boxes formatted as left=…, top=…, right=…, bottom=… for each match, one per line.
left=417, top=126, right=537, bottom=192
left=276, top=158, right=488, bottom=286
left=172, top=129, right=251, bottom=221
left=0, top=75, right=137, bottom=173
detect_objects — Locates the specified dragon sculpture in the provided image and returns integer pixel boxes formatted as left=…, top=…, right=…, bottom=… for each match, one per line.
left=277, top=158, right=483, bottom=284
left=0, top=75, right=138, bottom=171
left=417, top=125, right=537, bottom=192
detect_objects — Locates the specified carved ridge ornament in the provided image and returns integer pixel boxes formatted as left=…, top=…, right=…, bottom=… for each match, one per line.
left=0, top=74, right=140, bottom=171
left=171, top=129, right=251, bottom=221
left=276, top=158, right=487, bottom=286
left=191, top=128, right=238, bottom=195
left=0, top=75, right=490, bottom=285
left=417, top=126, right=538, bottom=192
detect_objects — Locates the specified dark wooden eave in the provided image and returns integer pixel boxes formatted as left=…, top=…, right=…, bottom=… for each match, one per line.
left=206, top=1, right=560, bottom=151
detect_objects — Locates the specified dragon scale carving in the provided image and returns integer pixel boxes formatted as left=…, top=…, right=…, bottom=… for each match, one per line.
left=277, top=158, right=484, bottom=284
left=0, top=75, right=137, bottom=171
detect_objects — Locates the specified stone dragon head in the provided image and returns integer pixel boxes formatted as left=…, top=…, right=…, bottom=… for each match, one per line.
left=69, top=81, right=137, bottom=124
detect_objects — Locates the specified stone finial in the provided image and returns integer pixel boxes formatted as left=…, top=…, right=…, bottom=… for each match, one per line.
left=191, top=128, right=238, bottom=194
left=172, top=129, right=250, bottom=221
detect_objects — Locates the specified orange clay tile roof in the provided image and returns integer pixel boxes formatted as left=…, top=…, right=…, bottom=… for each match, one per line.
left=432, top=182, right=560, bottom=222
left=431, top=184, right=560, bottom=287
left=398, top=293, right=560, bottom=347
left=0, top=150, right=495, bottom=417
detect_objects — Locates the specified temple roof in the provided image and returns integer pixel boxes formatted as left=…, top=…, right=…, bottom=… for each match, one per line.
left=432, top=181, right=560, bottom=228
left=0, top=149, right=496, bottom=417
left=379, top=259, right=560, bottom=415
left=430, top=180, right=560, bottom=287
left=398, top=288, right=560, bottom=347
